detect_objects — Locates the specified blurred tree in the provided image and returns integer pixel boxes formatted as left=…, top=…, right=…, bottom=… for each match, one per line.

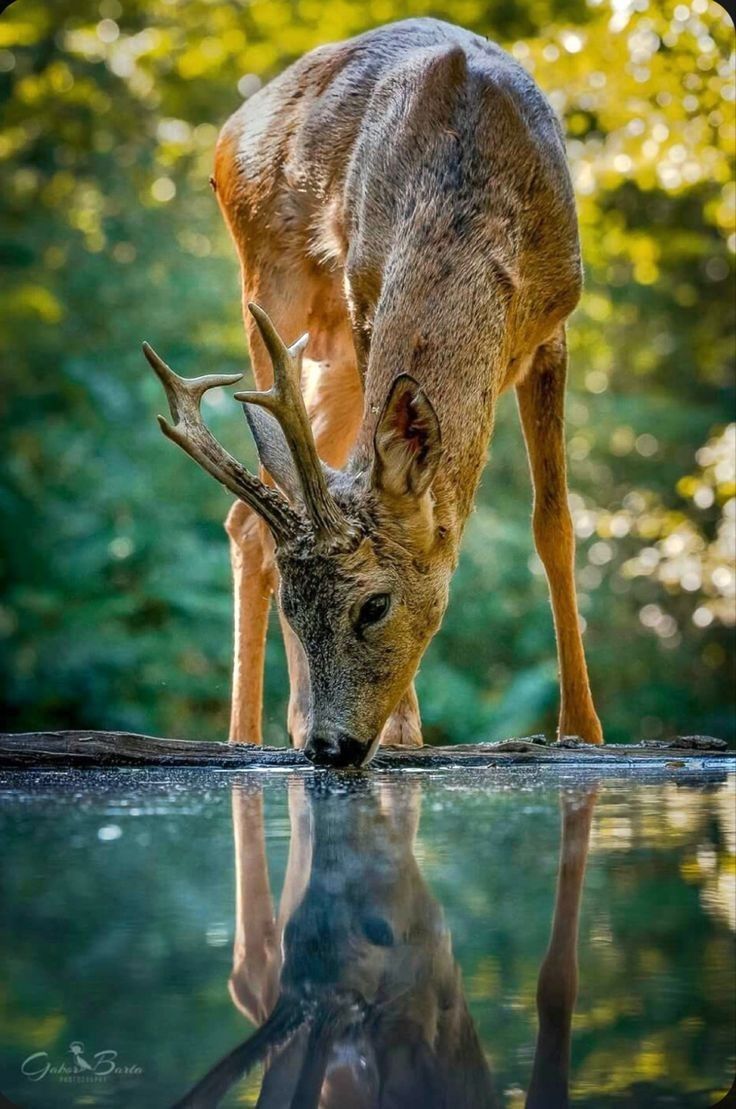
left=0, top=0, right=733, bottom=743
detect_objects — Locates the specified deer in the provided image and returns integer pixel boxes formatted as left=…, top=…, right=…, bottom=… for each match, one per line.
left=171, top=779, right=597, bottom=1108
left=143, top=17, right=603, bottom=767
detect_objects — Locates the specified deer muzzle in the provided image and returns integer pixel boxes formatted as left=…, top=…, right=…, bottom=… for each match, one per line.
left=304, top=729, right=373, bottom=769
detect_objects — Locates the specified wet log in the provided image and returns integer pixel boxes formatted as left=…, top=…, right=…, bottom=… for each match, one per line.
left=0, top=729, right=731, bottom=772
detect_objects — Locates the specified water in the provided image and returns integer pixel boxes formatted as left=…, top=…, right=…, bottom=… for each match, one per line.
left=0, top=767, right=733, bottom=1108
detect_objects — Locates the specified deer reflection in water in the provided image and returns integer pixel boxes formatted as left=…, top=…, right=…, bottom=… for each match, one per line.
left=173, top=781, right=596, bottom=1109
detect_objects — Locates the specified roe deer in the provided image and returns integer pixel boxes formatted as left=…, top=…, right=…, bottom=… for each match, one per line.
left=144, top=18, right=603, bottom=765
left=172, top=780, right=596, bottom=1107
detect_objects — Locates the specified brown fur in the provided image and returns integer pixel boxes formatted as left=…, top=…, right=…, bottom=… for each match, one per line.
left=212, top=18, right=602, bottom=759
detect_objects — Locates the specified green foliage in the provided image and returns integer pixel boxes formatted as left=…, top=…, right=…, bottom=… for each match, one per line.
left=0, top=0, right=733, bottom=743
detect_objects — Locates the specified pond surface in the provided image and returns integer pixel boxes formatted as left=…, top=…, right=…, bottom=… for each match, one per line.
left=0, top=767, right=733, bottom=1108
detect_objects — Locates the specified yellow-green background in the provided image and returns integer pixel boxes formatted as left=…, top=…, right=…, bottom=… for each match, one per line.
left=0, top=0, right=733, bottom=743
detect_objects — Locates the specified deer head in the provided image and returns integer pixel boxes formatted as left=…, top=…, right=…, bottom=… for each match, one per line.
left=143, top=304, right=456, bottom=767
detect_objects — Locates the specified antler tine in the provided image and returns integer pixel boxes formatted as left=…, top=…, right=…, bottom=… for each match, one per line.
left=234, top=303, right=353, bottom=543
left=142, top=341, right=304, bottom=544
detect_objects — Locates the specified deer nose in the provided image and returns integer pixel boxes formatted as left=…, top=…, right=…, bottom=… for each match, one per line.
left=304, top=731, right=367, bottom=768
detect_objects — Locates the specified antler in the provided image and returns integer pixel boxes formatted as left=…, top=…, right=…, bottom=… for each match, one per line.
left=142, top=341, right=304, bottom=545
left=235, top=303, right=353, bottom=543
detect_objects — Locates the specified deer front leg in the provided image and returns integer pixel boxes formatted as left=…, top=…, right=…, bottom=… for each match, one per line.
left=226, top=501, right=276, bottom=744
left=278, top=613, right=310, bottom=747
left=380, top=683, right=423, bottom=747
left=517, top=332, right=603, bottom=745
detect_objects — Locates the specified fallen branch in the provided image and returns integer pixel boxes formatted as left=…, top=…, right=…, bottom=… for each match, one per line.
left=0, top=730, right=730, bottom=772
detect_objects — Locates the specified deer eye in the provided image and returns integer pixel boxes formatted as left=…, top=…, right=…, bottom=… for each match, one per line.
left=357, top=592, right=391, bottom=629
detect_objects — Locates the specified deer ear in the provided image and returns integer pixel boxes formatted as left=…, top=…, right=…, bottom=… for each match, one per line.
left=242, top=403, right=301, bottom=502
left=372, top=374, right=442, bottom=498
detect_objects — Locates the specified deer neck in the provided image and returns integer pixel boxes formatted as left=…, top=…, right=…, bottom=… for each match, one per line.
left=355, top=265, right=511, bottom=529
